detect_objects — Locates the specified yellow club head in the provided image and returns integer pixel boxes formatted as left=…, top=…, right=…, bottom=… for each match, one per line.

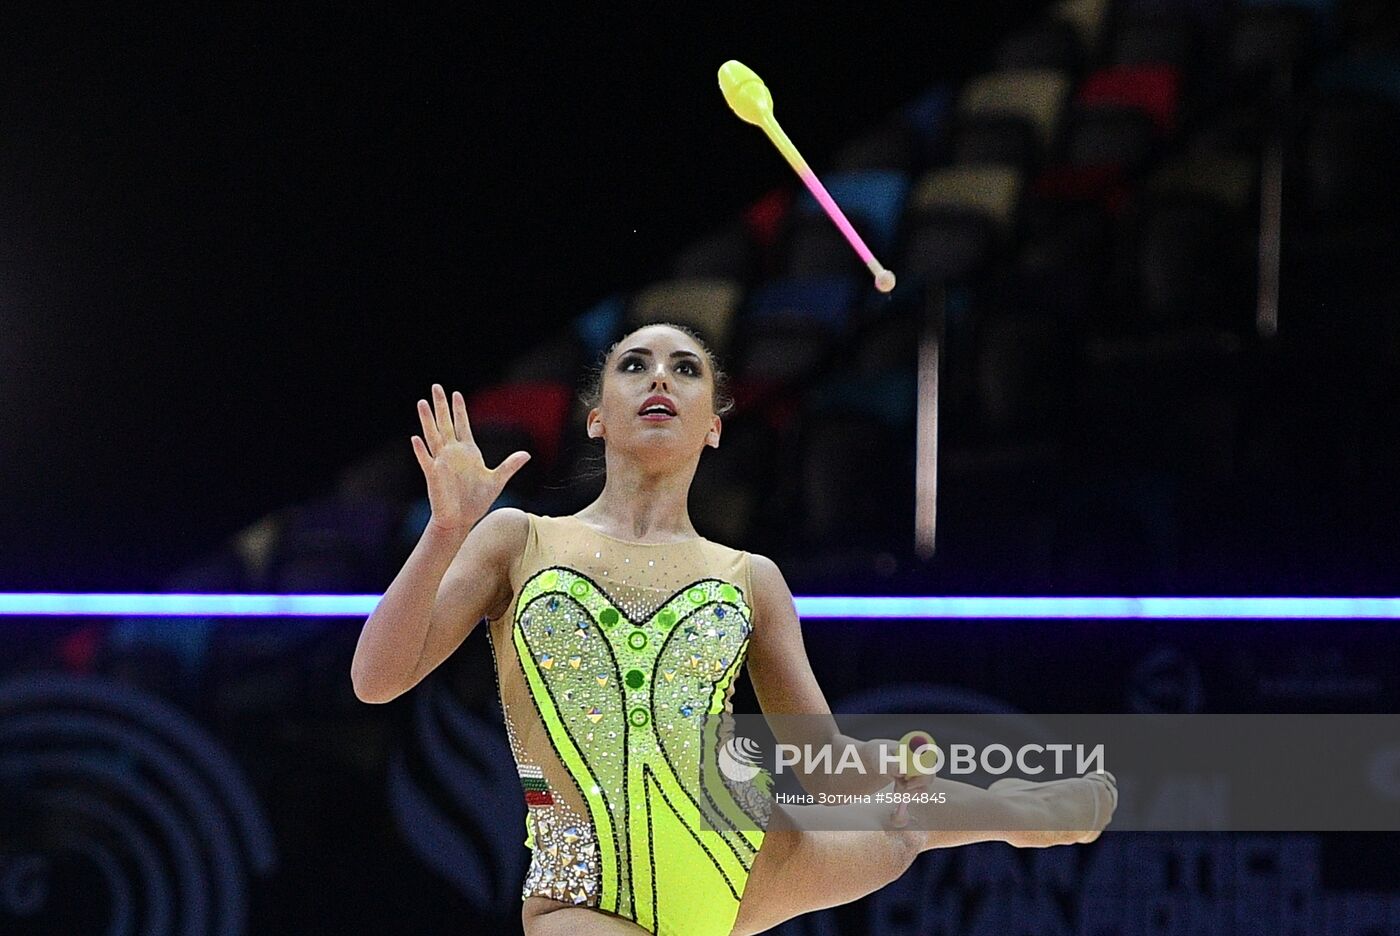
left=718, top=60, right=773, bottom=126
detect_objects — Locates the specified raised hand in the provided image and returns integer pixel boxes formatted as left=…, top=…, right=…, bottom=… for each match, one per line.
left=410, top=383, right=531, bottom=534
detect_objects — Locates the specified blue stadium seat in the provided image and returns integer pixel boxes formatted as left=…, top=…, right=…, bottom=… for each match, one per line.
left=573, top=294, right=625, bottom=359
left=791, top=170, right=910, bottom=256
left=900, top=83, right=954, bottom=165
left=745, top=275, right=860, bottom=333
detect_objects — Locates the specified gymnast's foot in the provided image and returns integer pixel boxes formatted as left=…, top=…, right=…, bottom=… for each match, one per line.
left=989, top=770, right=1117, bottom=846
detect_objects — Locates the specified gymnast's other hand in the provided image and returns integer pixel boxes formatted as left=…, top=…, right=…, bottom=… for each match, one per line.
left=410, top=383, right=531, bottom=534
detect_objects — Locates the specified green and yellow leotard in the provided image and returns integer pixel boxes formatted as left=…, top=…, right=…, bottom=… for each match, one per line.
left=485, top=512, right=772, bottom=936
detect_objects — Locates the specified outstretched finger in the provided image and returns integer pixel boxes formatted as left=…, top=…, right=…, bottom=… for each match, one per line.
left=491, top=450, right=532, bottom=486
left=432, top=383, right=455, bottom=445
left=410, top=434, right=431, bottom=472
left=452, top=390, right=474, bottom=445
left=418, top=398, right=442, bottom=457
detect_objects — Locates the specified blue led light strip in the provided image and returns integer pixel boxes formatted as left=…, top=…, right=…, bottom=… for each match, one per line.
left=1, top=594, right=1399, bottom=619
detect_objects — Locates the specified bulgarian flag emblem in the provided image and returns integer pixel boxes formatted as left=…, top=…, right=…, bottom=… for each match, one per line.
left=519, top=763, right=554, bottom=807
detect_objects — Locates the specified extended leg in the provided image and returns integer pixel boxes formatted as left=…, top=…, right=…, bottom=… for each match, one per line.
left=730, top=773, right=1114, bottom=935
left=729, top=801, right=928, bottom=936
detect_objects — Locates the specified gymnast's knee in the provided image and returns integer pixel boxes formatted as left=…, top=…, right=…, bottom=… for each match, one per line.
left=878, top=828, right=925, bottom=885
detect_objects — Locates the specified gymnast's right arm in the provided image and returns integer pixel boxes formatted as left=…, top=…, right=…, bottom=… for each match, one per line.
left=350, top=383, right=531, bottom=704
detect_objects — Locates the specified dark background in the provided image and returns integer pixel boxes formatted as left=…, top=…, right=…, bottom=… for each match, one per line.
left=0, top=4, right=1031, bottom=591
left=4, top=5, right=1400, bottom=935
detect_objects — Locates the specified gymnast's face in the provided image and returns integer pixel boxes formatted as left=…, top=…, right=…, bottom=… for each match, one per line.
left=587, top=325, right=721, bottom=465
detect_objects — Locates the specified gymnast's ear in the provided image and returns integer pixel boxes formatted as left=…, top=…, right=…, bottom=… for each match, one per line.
left=587, top=409, right=604, bottom=439
left=706, top=415, right=721, bottom=449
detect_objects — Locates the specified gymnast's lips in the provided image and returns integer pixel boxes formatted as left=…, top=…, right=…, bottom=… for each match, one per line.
left=638, top=395, right=677, bottom=420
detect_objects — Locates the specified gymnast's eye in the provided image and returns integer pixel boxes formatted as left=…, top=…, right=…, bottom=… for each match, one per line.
left=677, top=359, right=701, bottom=376
left=619, top=355, right=645, bottom=372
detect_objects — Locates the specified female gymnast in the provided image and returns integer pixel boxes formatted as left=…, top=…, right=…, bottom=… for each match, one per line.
left=351, top=321, right=1116, bottom=936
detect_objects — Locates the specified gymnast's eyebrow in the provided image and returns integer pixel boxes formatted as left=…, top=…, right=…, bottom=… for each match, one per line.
left=621, top=348, right=702, bottom=359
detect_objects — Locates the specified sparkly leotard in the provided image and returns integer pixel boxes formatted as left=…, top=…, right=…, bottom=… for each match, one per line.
left=484, top=511, right=772, bottom=936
